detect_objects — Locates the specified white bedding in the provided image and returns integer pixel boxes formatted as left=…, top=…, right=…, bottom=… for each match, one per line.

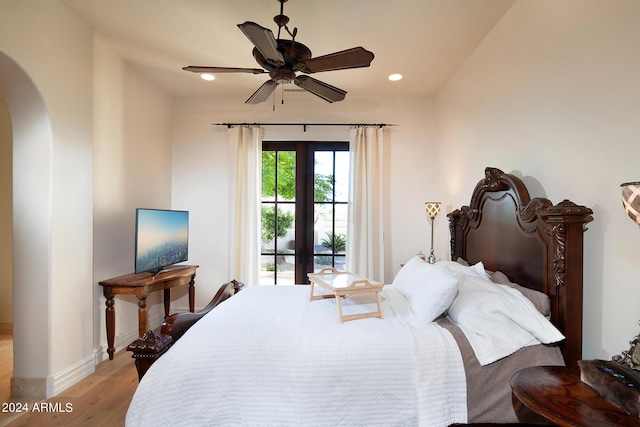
left=447, top=274, right=565, bottom=366
left=126, top=285, right=466, bottom=427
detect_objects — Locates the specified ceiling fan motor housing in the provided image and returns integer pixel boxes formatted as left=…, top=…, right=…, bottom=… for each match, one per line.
left=252, top=39, right=312, bottom=71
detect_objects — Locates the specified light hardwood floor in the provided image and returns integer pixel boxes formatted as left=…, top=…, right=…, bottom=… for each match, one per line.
left=0, top=336, right=137, bottom=427
left=0, top=335, right=12, bottom=407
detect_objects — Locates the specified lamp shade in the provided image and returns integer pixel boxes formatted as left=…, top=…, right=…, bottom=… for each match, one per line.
left=621, top=182, right=640, bottom=226
left=425, top=202, right=441, bottom=219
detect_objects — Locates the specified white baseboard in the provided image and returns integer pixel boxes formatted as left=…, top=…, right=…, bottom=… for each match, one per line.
left=12, top=354, right=95, bottom=399
left=53, top=312, right=167, bottom=396
left=11, top=312, right=170, bottom=398
left=50, top=354, right=95, bottom=397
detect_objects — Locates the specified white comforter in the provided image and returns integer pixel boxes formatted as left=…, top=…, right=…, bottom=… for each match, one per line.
left=126, top=285, right=466, bottom=427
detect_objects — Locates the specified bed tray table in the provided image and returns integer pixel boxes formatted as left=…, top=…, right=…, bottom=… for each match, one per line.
left=308, top=268, right=384, bottom=323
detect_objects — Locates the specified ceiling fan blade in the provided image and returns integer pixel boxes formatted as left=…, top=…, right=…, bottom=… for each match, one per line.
left=294, top=75, right=346, bottom=103
left=183, top=66, right=266, bottom=74
left=246, top=80, right=278, bottom=104
left=237, top=21, right=285, bottom=67
left=300, top=47, right=374, bottom=74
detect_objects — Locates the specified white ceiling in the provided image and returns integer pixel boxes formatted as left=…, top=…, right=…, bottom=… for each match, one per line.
left=59, top=0, right=515, bottom=101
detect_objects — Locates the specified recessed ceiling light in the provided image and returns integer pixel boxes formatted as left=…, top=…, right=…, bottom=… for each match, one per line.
left=388, top=73, right=403, bottom=81
left=200, top=73, right=215, bottom=81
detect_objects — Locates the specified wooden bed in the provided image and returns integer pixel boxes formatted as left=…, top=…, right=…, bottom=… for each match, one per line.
left=448, top=167, right=593, bottom=368
left=127, top=166, right=593, bottom=425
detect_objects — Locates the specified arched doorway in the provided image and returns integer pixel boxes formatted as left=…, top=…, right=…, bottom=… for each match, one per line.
left=0, top=50, right=53, bottom=399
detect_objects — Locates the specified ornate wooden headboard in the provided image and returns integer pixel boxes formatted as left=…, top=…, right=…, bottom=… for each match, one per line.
left=448, top=167, right=593, bottom=367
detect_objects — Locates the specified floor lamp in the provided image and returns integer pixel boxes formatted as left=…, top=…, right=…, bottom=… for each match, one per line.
left=424, top=202, right=441, bottom=264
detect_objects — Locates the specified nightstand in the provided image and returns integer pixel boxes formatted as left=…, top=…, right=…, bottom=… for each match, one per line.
left=511, top=366, right=640, bottom=426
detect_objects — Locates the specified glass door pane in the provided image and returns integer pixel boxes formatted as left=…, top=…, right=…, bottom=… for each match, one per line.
left=334, top=151, right=350, bottom=203
left=312, top=149, right=349, bottom=272
left=261, top=150, right=296, bottom=285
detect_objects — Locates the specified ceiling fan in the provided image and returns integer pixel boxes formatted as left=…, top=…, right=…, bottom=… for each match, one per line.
left=183, top=0, right=375, bottom=105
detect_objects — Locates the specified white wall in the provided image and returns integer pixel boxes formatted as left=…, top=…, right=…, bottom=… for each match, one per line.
left=93, top=37, right=174, bottom=359
left=172, top=95, right=438, bottom=302
left=434, top=0, right=640, bottom=360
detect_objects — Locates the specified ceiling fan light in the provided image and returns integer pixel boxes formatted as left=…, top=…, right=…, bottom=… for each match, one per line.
left=200, top=73, right=215, bottom=81
left=388, top=73, right=403, bottom=81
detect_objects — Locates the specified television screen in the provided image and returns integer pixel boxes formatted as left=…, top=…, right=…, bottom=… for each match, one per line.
left=135, top=208, right=189, bottom=274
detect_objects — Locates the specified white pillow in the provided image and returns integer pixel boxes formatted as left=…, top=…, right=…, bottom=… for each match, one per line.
left=392, top=256, right=429, bottom=297
left=409, top=265, right=459, bottom=323
left=393, top=257, right=459, bottom=323
left=447, top=274, right=564, bottom=365
left=439, top=260, right=491, bottom=280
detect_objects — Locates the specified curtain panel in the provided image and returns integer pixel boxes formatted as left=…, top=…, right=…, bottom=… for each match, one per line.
left=227, top=126, right=263, bottom=286
left=346, top=126, right=387, bottom=282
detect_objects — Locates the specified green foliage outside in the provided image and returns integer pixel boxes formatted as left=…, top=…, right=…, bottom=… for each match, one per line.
left=313, top=174, right=334, bottom=202
left=321, top=231, right=347, bottom=253
left=262, top=151, right=296, bottom=200
left=261, top=206, right=294, bottom=244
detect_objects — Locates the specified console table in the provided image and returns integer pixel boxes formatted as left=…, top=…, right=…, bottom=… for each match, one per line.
left=99, top=265, right=198, bottom=360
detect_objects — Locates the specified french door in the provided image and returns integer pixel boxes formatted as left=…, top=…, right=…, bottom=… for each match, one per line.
left=260, top=142, right=349, bottom=285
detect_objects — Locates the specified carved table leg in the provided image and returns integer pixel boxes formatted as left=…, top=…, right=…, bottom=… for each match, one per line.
left=105, top=294, right=115, bottom=360
left=163, top=288, right=171, bottom=319
left=188, top=274, right=196, bottom=312
left=137, top=296, right=148, bottom=337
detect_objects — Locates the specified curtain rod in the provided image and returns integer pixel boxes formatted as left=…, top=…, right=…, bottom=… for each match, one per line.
left=213, top=123, right=396, bottom=132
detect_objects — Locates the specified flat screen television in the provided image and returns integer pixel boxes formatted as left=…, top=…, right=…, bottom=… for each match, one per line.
left=135, top=208, right=189, bottom=275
